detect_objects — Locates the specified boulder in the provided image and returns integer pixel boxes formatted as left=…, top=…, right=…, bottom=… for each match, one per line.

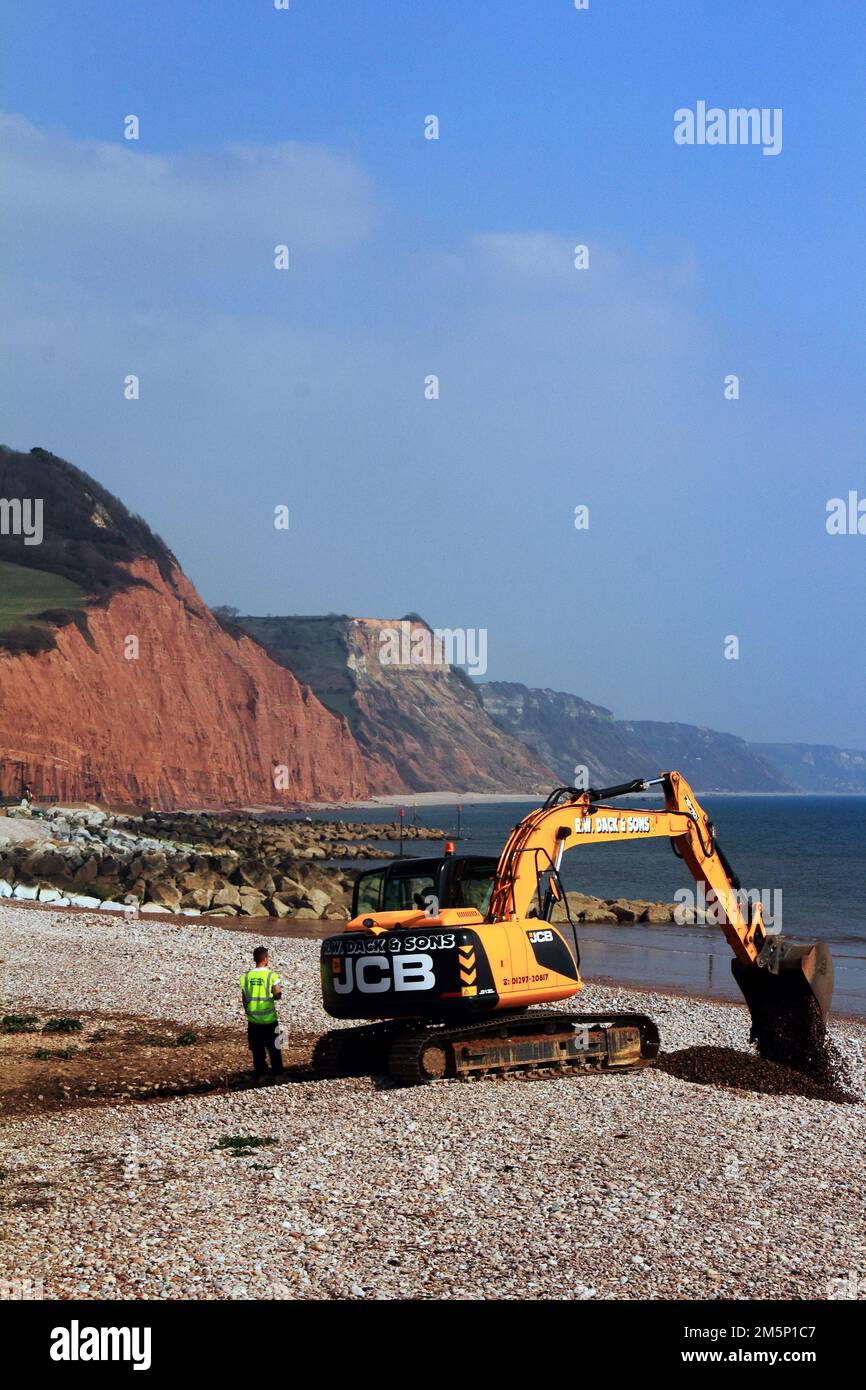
left=237, top=895, right=270, bottom=918
left=139, top=850, right=168, bottom=874
left=72, top=857, right=99, bottom=886
left=302, top=886, right=332, bottom=917
left=673, top=905, right=709, bottom=925
left=561, top=893, right=619, bottom=923
left=21, top=849, right=69, bottom=879
left=212, top=855, right=238, bottom=875
left=212, top=883, right=241, bottom=909
left=38, top=887, right=71, bottom=905
left=145, top=882, right=182, bottom=911
left=276, top=875, right=305, bottom=898
left=236, top=859, right=276, bottom=894
left=584, top=907, right=619, bottom=923
left=178, top=869, right=221, bottom=895
left=641, top=904, right=673, bottom=924
left=180, top=888, right=214, bottom=911
left=90, top=876, right=124, bottom=901
left=607, top=900, right=642, bottom=924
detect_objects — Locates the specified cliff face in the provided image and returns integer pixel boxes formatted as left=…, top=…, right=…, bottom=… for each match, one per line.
left=0, top=559, right=377, bottom=807
left=751, top=743, right=866, bottom=793
left=0, top=447, right=378, bottom=807
left=478, top=682, right=793, bottom=793
left=236, top=616, right=553, bottom=794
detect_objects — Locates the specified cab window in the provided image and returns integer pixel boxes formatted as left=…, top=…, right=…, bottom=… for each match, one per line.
left=355, top=871, right=384, bottom=914
left=451, top=860, right=495, bottom=913
left=383, top=873, right=437, bottom=912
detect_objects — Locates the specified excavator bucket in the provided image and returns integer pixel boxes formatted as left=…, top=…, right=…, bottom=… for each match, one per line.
left=731, top=940, right=834, bottom=1071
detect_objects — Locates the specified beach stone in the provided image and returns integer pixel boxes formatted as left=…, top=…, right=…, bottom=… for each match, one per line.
left=38, top=887, right=70, bottom=905
left=146, top=882, right=182, bottom=911
left=238, top=899, right=269, bottom=919
left=181, top=888, right=213, bottom=911
left=608, top=900, right=642, bottom=923
left=72, top=857, right=99, bottom=886
left=21, top=848, right=68, bottom=879
left=212, top=884, right=241, bottom=909
left=302, top=887, right=332, bottom=917
left=642, top=905, right=673, bottom=924
left=236, top=860, right=275, bottom=894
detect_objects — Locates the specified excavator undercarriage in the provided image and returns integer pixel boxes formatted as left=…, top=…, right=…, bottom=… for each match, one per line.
left=315, top=1010, right=660, bottom=1084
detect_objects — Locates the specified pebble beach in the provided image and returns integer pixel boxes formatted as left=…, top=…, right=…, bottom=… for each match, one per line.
left=1, top=903, right=864, bottom=1301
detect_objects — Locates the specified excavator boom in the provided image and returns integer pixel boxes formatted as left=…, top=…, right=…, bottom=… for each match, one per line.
left=491, top=772, right=833, bottom=1066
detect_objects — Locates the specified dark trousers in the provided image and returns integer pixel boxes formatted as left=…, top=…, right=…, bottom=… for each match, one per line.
left=247, top=1021, right=283, bottom=1077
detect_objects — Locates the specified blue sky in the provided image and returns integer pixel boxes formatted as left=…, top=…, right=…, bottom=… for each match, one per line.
left=2, top=1, right=865, bottom=744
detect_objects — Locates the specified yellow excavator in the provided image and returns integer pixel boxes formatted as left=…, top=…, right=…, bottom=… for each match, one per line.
left=317, top=772, right=834, bottom=1084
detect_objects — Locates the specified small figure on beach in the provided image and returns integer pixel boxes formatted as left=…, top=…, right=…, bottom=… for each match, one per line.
left=239, top=945, right=284, bottom=1081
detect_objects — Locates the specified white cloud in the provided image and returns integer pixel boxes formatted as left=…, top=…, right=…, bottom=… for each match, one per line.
left=0, top=112, right=381, bottom=292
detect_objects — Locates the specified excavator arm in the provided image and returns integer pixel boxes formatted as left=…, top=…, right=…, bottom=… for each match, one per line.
left=489, top=771, right=833, bottom=1066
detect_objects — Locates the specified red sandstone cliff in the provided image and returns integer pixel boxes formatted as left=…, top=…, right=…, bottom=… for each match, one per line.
left=0, top=557, right=382, bottom=807
left=236, top=615, right=553, bottom=794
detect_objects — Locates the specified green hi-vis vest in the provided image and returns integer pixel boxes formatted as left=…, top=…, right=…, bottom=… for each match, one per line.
left=240, top=967, right=279, bottom=1024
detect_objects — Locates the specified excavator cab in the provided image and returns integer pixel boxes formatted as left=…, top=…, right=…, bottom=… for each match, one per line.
left=351, top=854, right=498, bottom=918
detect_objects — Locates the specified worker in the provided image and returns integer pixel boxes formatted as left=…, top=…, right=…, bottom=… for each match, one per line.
left=239, top=946, right=284, bottom=1081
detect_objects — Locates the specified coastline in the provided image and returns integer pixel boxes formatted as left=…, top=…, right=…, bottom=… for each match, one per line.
left=303, top=789, right=866, bottom=812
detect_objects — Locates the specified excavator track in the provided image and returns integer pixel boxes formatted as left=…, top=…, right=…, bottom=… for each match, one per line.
left=312, top=1020, right=406, bottom=1078
left=387, top=1011, right=660, bottom=1085
left=313, top=1010, right=659, bottom=1086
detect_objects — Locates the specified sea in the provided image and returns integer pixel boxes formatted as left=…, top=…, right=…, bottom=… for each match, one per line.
left=302, top=795, right=866, bottom=1017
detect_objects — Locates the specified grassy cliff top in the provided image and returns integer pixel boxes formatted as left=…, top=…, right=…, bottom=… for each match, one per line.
left=0, top=445, right=179, bottom=652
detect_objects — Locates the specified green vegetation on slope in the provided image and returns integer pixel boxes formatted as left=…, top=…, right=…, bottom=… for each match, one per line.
left=0, top=444, right=180, bottom=654
left=0, top=560, right=87, bottom=646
